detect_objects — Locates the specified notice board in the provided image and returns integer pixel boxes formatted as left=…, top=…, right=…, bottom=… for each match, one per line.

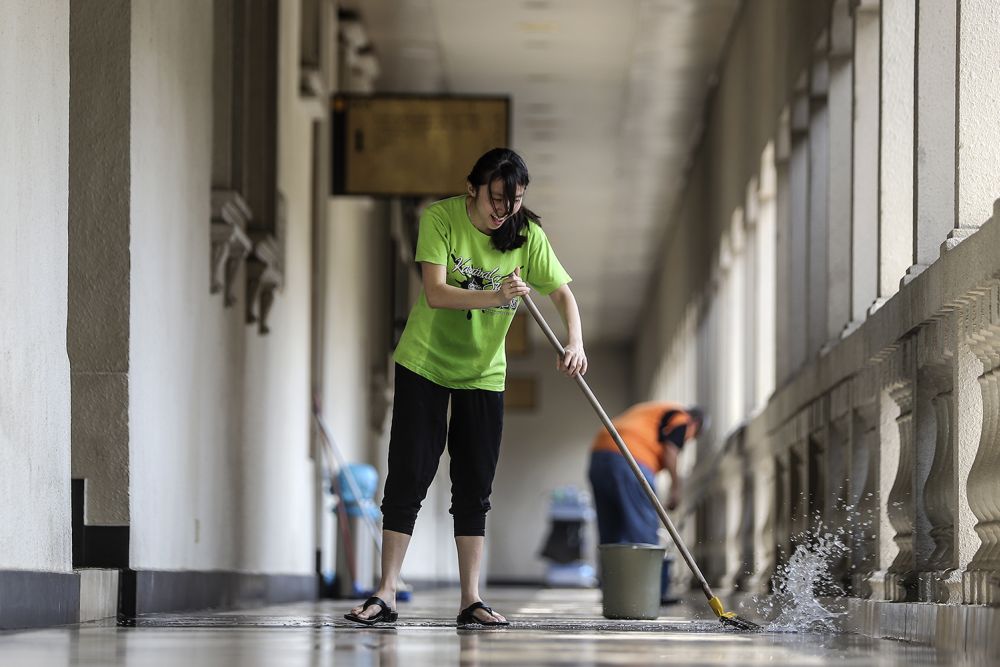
left=331, top=94, right=510, bottom=197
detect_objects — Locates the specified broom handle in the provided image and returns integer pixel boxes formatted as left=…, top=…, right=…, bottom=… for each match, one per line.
left=521, top=293, right=716, bottom=602
left=312, top=407, right=410, bottom=593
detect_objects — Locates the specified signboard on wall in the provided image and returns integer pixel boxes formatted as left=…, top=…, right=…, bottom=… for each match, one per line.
left=331, top=94, right=510, bottom=197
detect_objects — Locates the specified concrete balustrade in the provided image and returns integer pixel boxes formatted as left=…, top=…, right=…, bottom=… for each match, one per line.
left=624, top=3, right=1000, bottom=654
left=677, top=206, right=1000, bottom=629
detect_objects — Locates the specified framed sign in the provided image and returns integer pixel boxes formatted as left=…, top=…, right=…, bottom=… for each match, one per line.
left=332, top=94, right=511, bottom=197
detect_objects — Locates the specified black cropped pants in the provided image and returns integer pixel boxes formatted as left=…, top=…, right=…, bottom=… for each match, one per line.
left=380, top=364, right=504, bottom=537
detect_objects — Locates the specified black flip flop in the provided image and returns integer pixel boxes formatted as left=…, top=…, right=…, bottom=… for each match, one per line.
left=457, top=601, right=510, bottom=627
left=344, top=596, right=398, bottom=626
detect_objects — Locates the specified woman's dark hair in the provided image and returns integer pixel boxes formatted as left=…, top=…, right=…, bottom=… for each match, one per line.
left=466, top=147, right=540, bottom=252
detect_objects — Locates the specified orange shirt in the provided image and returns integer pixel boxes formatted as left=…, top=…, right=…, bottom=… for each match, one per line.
left=590, top=402, right=695, bottom=473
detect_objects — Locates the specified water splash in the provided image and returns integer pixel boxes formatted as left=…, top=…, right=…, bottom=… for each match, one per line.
left=739, top=501, right=876, bottom=633
left=767, top=529, right=847, bottom=632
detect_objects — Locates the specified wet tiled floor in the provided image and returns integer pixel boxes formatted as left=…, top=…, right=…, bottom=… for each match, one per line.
left=0, top=588, right=971, bottom=665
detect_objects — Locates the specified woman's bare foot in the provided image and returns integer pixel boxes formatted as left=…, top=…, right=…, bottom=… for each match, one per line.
left=458, top=598, right=508, bottom=625
left=350, top=590, right=396, bottom=620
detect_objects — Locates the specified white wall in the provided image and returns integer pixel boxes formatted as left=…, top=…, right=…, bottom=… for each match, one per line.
left=0, top=0, right=71, bottom=572
left=238, top=0, right=317, bottom=575
left=323, top=198, right=384, bottom=466
left=129, top=0, right=246, bottom=571
left=490, top=341, right=631, bottom=581
left=129, top=0, right=317, bottom=575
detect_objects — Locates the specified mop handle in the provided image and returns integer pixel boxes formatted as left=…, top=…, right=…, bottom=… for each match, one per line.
left=520, top=293, right=716, bottom=601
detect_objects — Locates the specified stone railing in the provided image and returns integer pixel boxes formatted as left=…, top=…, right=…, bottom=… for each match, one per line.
left=683, top=201, right=1000, bottom=609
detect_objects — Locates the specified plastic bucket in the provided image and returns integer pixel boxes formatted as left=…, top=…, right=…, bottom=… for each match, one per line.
left=598, top=543, right=666, bottom=619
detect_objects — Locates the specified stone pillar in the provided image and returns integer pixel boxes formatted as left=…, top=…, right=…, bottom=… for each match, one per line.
left=68, top=0, right=132, bottom=565
left=849, top=1, right=879, bottom=331
left=755, top=143, right=777, bottom=402
left=962, top=278, right=1000, bottom=604
left=825, top=0, right=853, bottom=346
left=915, top=314, right=959, bottom=602
left=774, top=112, right=794, bottom=386
left=743, top=181, right=759, bottom=414
left=789, top=85, right=811, bottom=374
left=873, top=0, right=915, bottom=311
left=807, top=44, right=830, bottom=359
left=951, top=0, right=1000, bottom=248
left=906, top=0, right=957, bottom=283
left=726, top=210, right=746, bottom=429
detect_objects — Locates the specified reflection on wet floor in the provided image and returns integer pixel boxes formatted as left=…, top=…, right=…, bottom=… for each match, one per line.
left=0, top=588, right=973, bottom=666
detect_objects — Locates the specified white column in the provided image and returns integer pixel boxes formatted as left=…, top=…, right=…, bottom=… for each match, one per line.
left=789, top=85, right=811, bottom=373
left=874, top=0, right=915, bottom=310
left=807, top=47, right=830, bottom=359
left=756, top=143, right=777, bottom=405
left=744, top=180, right=759, bottom=415
left=906, top=0, right=957, bottom=282
left=951, top=0, right=1000, bottom=247
left=774, top=110, right=793, bottom=386
left=849, top=1, right=880, bottom=329
left=826, top=0, right=853, bottom=345
left=727, top=209, right=746, bottom=429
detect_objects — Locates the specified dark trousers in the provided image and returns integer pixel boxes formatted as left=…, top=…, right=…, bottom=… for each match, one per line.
left=588, top=450, right=659, bottom=545
left=380, top=364, right=504, bottom=537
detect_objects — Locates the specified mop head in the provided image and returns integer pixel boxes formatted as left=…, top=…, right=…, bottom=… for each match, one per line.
left=709, top=596, right=764, bottom=633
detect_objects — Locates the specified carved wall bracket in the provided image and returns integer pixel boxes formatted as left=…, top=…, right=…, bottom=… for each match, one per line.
left=246, top=235, right=284, bottom=335
left=210, top=190, right=253, bottom=307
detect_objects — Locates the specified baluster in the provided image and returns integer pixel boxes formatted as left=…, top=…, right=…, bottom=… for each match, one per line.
left=916, top=314, right=959, bottom=602
left=852, top=366, right=880, bottom=598
left=963, top=280, right=1000, bottom=604
left=871, top=339, right=917, bottom=601
left=746, top=444, right=777, bottom=593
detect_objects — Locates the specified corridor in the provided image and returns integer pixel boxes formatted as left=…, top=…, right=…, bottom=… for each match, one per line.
left=0, top=589, right=959, bottom=666
left=5, top=0, right=1000, bottom=664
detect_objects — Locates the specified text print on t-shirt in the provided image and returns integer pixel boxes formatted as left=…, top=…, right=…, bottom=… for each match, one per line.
left=450, top=253, right=519, bottom=315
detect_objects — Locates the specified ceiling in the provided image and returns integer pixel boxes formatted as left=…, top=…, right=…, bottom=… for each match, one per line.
left=349, top=0, right=740, bottom=344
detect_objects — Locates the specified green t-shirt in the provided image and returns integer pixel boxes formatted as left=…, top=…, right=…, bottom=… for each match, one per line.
left=394, top=195, right=571, bottom=391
